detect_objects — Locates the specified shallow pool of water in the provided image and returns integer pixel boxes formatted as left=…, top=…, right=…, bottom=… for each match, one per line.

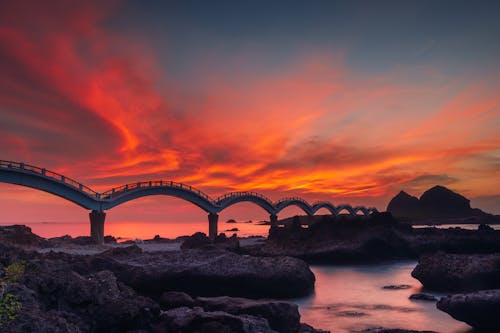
left=292, top=261, right=472, bottom=333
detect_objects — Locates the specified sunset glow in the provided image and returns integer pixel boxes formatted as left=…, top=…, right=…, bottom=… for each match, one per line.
left=1, top=0, right=499, bottom=227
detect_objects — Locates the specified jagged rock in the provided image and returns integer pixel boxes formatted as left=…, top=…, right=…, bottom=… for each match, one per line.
left=409, top=293, right=439, bottom=301
left=88, top=247, right=315, bottom=298
left=478, top=224, right=494, bottom=232
left=160, top=306, right=277, bottom=333
left=437, top=289, right=500, bottom=330
left=382, top=284, right=411, bottom=290
left=21, top=259, right=160, bottom=332
left=387, top=191, right=421, bottom=218
left=181, top=232, right=240, bottom=251
left=196, top=296, right=300, bottom=333
left=160, top=291, right=196, bottom=309
left=0, top=225, right=48, bottom=247
left=411, top=252, right=500, bottom=291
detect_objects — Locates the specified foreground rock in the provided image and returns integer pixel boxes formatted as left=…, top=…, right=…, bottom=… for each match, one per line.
left=0, top=241, right=326, bottom=332
left=159, top=298, right=328, bottom=333
left=437, top=289, right=500, bottom=330
left=3, top=259, right=160, bottom=332
left=0, top=225, right=48, bottom=247
left=84, top=245, right=315, bottom=298
left=411, top=252, right=500, bottom=291
left=196, top=296, right=300, bottom=333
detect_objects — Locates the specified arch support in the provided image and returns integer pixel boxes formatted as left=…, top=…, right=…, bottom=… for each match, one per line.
left=270, top=214, right=278, bottom=226
left=89, top=210, right=106, bottom=245
left=208, top=213, right=218, bottom=239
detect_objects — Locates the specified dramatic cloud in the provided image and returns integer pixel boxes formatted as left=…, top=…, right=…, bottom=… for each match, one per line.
left=0, top=0, right=499, bottom=227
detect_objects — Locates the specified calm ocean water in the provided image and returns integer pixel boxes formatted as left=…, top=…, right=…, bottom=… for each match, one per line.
left=292, top=262, right=471, bottom=333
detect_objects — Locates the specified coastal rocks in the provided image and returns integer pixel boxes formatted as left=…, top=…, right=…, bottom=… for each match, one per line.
left=89, top=246, right=315, bottom=298
left=0, top=225, right=48, bottom=247
left=437, top=289, right=500, bottom=330
left=21, top=259, right=160, bottom=332
left=160, top=291, right=196, bottom=309
left=411, top=252, right=500, bottom=291
left=382, top=284, right=412, bottom=290
left=196, top=296, right=300, bottom=333
left=160, top=306, right=277, bottom=333
left=257, top=216, right=414, bottom=263
left=409, top=293, right=439, bottom=302
left=180, top=232, right=240, bottom=251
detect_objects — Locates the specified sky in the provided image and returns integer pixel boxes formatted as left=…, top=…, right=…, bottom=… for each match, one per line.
left=0, top=0, right=499, bottom=227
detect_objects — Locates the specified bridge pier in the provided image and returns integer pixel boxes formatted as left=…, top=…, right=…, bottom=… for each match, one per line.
left=208, top=213, right=218, bottom=239
left=89, top=210, right=106, bottom=245
left=270, top=214, right=278, bottom=226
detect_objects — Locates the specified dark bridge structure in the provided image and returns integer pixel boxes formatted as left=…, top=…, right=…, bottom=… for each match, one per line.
left=0, top=160, right=378, bottom=244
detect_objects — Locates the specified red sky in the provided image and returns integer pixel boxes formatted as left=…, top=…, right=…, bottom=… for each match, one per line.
left=1, top=1, right=499, bottom=227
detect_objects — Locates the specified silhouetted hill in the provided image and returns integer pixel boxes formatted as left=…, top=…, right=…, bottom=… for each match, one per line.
left=387, top=191, right=421, bottom=218
left=387, top=185, right=492, bottom=221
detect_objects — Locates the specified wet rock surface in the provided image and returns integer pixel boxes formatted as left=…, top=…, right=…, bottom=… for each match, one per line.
left=411, top=252, right=500, bottom=291
left=85, top=245, right=315, bottom=298
left=195, top=296, right=300, bottom=333
left=437, top=289, right=500, bottom=330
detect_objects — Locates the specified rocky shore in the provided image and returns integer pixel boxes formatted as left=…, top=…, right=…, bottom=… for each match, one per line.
left=0, top=225, right=324, bottom=333
left=245, top=213, right=500, bottom=263
left=2, top=216, right=500, bottom=332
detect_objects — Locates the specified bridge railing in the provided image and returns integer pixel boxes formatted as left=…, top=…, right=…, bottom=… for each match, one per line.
left=0, top=160, right=100, bottom=198
left=275, top=197, right=310, bottom=205
left=100, top=180, right=215, bottom=203
left=216, top=191, right=273, bottom=204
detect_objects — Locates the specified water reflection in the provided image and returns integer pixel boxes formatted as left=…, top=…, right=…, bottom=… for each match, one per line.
left=292, top=262, right=473, bottom=333
left=1, top=221, right=270, bottom=240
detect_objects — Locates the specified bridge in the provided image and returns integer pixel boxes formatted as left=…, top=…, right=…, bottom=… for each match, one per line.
left=0, top=160, right=379, bottom=244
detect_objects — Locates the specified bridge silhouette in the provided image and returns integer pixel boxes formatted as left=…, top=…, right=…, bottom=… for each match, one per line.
left=0, top=160, right=378, bottom=244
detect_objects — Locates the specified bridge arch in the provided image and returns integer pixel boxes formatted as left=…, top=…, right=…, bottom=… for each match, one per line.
left=100, top=181, right=217, bottom=213
left=0, top=161, right=101, bottom=210
left=216, top=192, right=276, bottom=215
left=274, top=198, right=313, bottom=216
left=312, top=201, right=337, bottom=215
left=335, top=204, right=356, bottom=216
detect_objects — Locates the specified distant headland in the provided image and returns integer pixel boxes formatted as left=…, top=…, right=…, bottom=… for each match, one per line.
left=387, top=185, right=499, bottom=224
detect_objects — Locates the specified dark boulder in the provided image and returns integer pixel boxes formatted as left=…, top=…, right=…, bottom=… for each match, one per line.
left=409, top=293, right=439, bottom=302
left=0, top=225, right=48, bottom=247
left=159, top=306, right=276, bottom=333
left=181, top=232, right=240, bottom=251
left=21, top=258, right=160, bottom=332
left=437, top=289, right=500, bottom=330
left=411, top=252, right=500, bottom=291
left=88, top=247, right=315, bottom=298
left=196, top=296, right=300, bottom=333
left=160, top=291, right=196, bottom=309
